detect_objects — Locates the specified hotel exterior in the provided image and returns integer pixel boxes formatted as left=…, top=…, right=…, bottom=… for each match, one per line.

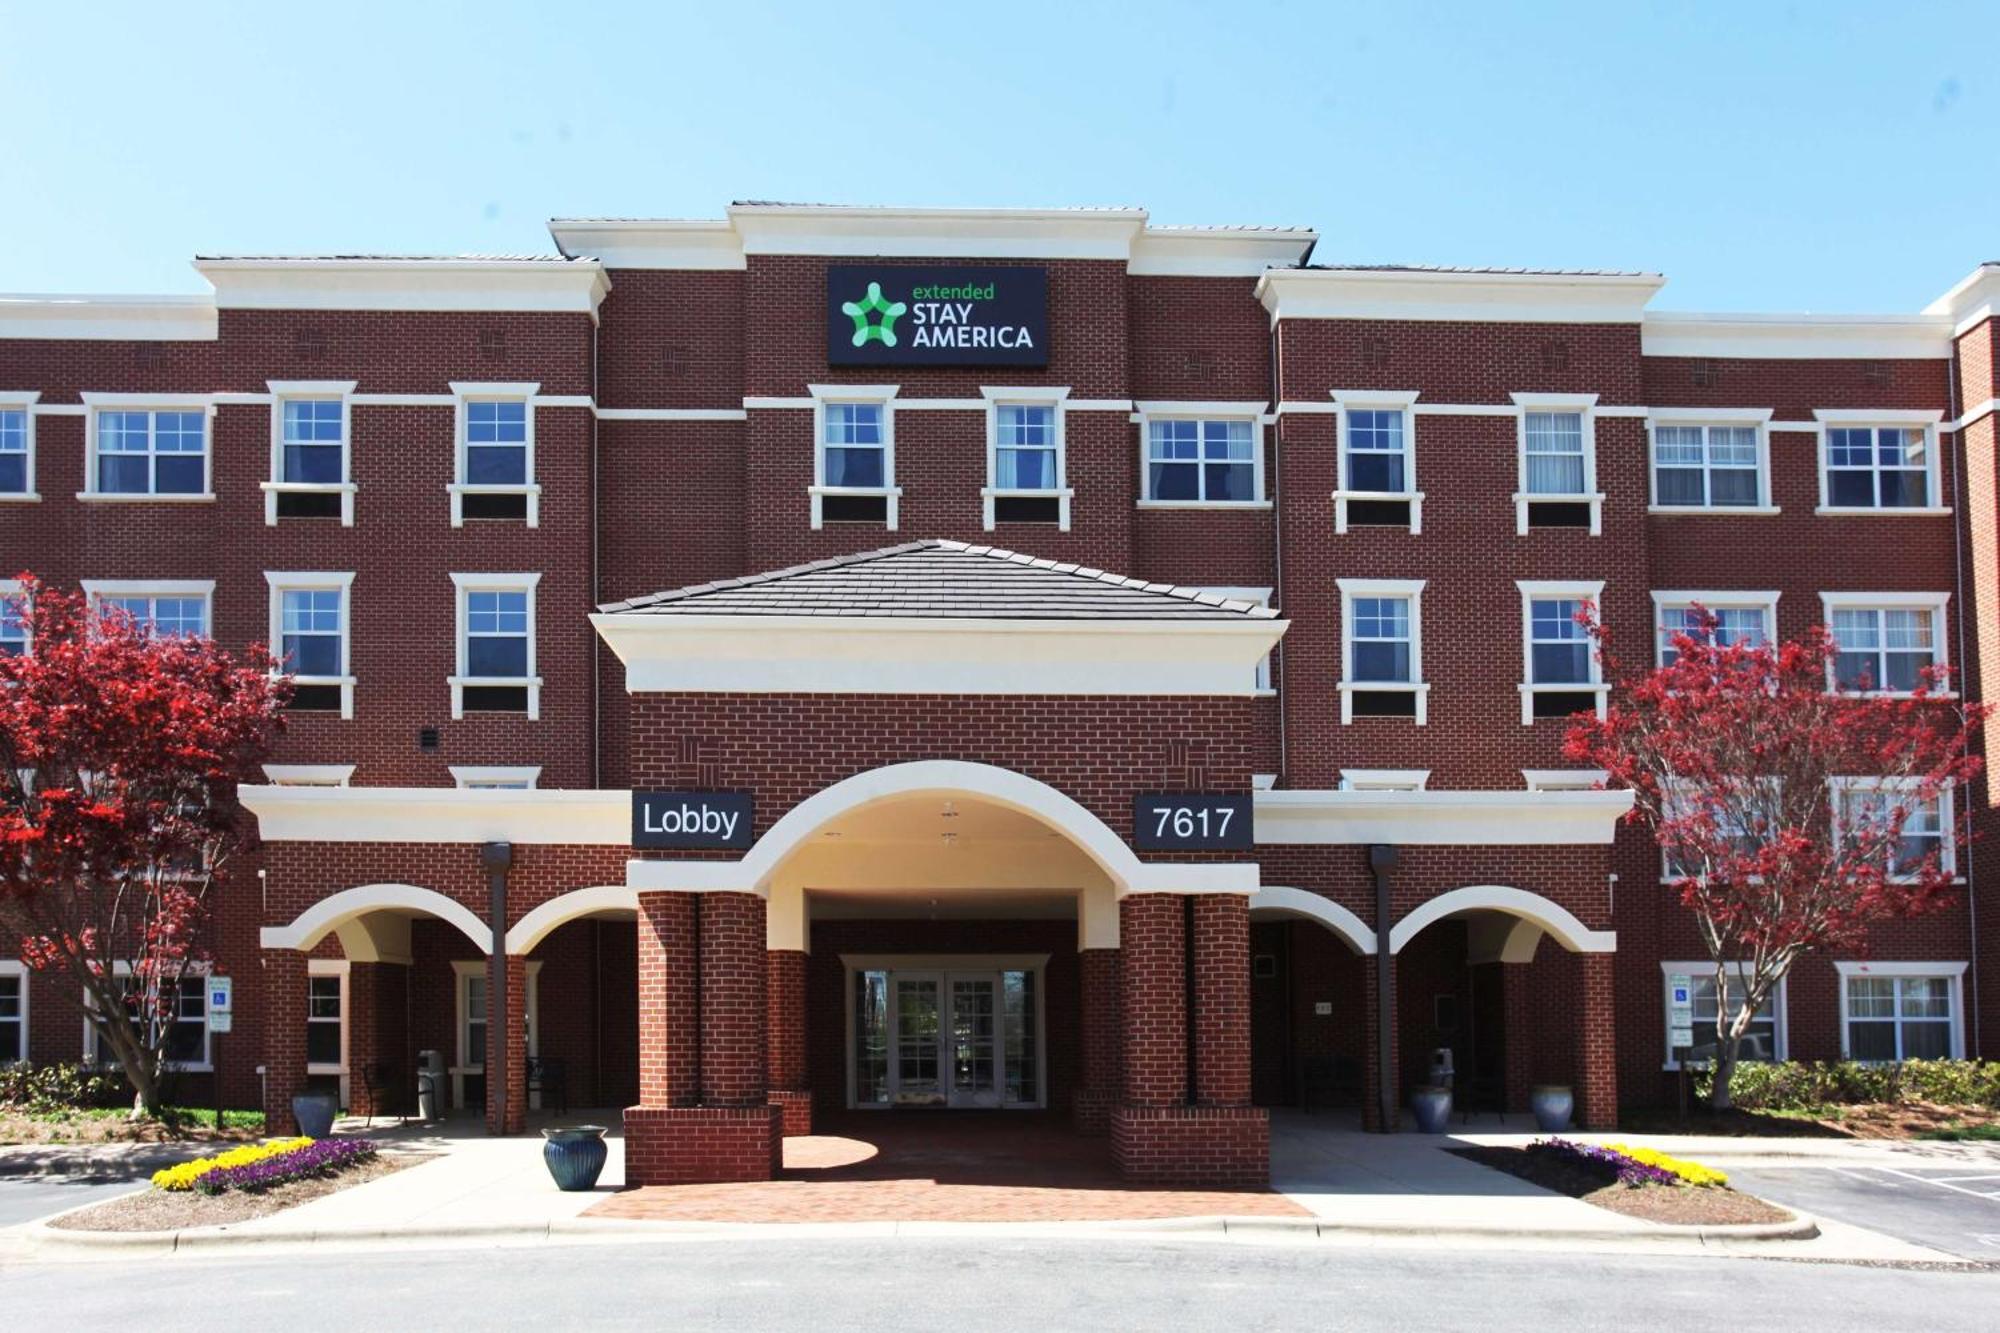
left=1, top=204, right=1996, bottom=1186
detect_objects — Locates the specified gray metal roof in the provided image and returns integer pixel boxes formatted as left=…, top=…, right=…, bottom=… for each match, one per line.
left=599, top=540, right=1280, bottom=621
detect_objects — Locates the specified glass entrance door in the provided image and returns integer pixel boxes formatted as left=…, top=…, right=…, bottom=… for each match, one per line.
left=893, top=974, right=943, bottom=1106
left=850, top=962, right=1043, bottom=1109
left=948, top=976, right=999, bottom=1108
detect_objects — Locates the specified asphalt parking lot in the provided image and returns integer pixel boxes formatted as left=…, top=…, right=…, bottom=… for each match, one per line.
left=1729, top=1163, right=2000, bottom=1260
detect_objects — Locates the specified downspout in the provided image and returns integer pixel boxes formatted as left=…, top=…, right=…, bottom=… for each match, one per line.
left=1948, top=350, right=1982, bottom=1056
left=482, top=841, right=513, bottom=1133
left=590, top=312, right=602, bottom=788
left=1369, top=843, right=1399, bottom=1132
left=1270, top=315, right=1289, bottom=784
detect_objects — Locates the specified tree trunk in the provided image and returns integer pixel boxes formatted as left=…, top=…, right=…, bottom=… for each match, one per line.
left=1708, top=1047, right=1737, bottom=1111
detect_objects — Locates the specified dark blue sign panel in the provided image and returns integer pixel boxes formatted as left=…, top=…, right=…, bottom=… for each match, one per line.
left=1132, top=793, right=1254, bottom=851
left=632, top=791, right=755, bottom=850
left=827, top=264, right=1048, bottom=366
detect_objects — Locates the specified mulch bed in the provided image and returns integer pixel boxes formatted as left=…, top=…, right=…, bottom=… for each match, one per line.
left=51, top=1152, right=428, bottom=1232
left=1450, top=1146, right=1793, bottom=1226
left=0, top=1112, right=262, bottom=1147
left=1617, top=1101, right=2000, bottom=1140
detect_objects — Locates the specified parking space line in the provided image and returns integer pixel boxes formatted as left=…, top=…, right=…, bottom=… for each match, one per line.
left=1927, top=1174, right=2000, bottom=1186
left=1876, top=1167, right=2000, bottom=1203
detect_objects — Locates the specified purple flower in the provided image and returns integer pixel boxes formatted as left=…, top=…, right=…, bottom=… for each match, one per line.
left=195, top=1138, right=378, bottom=1195
left=1530, top=1137, right=1679, bottom=1188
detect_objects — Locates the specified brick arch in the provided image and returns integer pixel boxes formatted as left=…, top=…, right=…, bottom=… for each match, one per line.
left=1387, top=884, right=1615, bottom=956
left=504, top=884, right=638, bottom=955
left=1249, top=884, right=1374, bottom=954
left=260, top=882, right=491, bottom=959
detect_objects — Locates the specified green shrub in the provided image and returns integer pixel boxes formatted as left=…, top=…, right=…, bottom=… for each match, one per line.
left=0, top=1062, right=123, bottom=1115
left=1698, top=1059, right=2000, bottom=1111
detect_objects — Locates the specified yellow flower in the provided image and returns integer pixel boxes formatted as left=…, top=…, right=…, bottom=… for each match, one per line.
left=1605, top=1141, right=1729, bottom=1188
left=151, top=1137, right=316, bottom=1191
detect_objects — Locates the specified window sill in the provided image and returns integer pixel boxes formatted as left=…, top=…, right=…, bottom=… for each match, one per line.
left=261, top=481, right=357, bottom=494
left=1518, top=681, right=1608, bottom=726
left=981, top=487, right=1073, bottom=499
left=1330, top=489, right=1422, bottom=503
left=1648, top=504, right=1781, bottom=516
left=0, top=492, right=40, bottom=503
left=75, top=491, right=216, bottom=503
left=1814, top=506, right=1951, bottom=517
left=1833, top=689, right=1957, bottom=701
left=1135, top=499, right=1272, bottom=510
left=1338, top=681, right=1428, bottom=692
left=448, top=483, right=541, bottom=496
left=809, top=485, right=903, bottom=497
left=1332, top=490, right=1425, bottom=535
left=307, top=1062, right=347, bottom=1076
left=1339, top=680, right=1430, bottom=725
left=1513, top=491, right=1605, bottom=504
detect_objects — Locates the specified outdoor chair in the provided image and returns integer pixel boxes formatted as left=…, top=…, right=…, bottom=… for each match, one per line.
left=360, top=1061, right=410, bottom=1128
left=1299, top=1054, right=1363, bottom=1112
left=526, top=1056, right=569, bottom=1116
left=1457, top=1071, right=1506, bottom=1122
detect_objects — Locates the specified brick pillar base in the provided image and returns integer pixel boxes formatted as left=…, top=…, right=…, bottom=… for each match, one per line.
left=767, top=1089, right=812, bottom=1138
left=1074, top=947, right=1121, bottom=1137
left=262, top=950, right=307, bottom=1134
left=1110, top=1106, right=1269, bottom=1188
left=624, top=1104, right=784, bottom=1185
left=1575, top=953, right=1618, bottom=1129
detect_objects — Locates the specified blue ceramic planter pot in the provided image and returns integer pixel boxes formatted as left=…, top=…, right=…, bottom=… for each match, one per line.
left=292, top=1092, right=337, bottom=1139
left=1409, top=1086, right=1453, bottom=1134
left=1530, top=1085, right=1574, bottom=1134
left=542, top=1125, right=609, bottom=1191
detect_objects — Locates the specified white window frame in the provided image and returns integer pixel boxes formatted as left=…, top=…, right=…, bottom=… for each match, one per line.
left=0, top=578, right=29, bottom=658
left=450, top=572, right=541, bottom=720
left=449, top=382, right=540, bottom=528
left=1819, top=591, right=1951, bottom=698
left=1814, top=409, right=1948, bottom=516
left=261, top=764, right=356, bottom=787
left=1829, top=776, right=1958, bottom=880
left=1335, top=577, right=1428, bottom=724
left=1657, top=776, right=1777, bottom=884
left=450, top=958, right=541, bottom=1110
left=1132, top=402, right=1271, bottom=509
left=0, top=959, right=27, bottom=1066
left=83, top=961, right=213, bottom=1072
left=1512, top=393, right=1603, bottom=535
left=1833, top=960, right=1967, bottom=1062
left=810, top=384, right=900, bottom=530
left=1190, top=587, right=1274, bottom=693
left=1517, top=579, right=1606, bottom=725
left=1522, top=769, right=1607, bottom=791
left=306, top=959, right=349, bottom=1093
left=1649, top=590, right=1781, bottom=667
left=450, top=765, right=543, bottom=789
left=1330, top=389, right=1422, bottom=534
left=80, top=579, right=215, bottom=639
left=80, top=394, right=217, bottom=502
left=1338, top=769, right=1430, bottom=791
left=264, top=380, right=358, bottom=526
left=1660, top=960, right=1789, bottom=1071
left=265, top=571, right=356, bottom=719
left=1644, top=408, right=1777, bottom=514
left=0, top=391, right=41, bottom=503
left=981, top=386, right=1072, bottom=531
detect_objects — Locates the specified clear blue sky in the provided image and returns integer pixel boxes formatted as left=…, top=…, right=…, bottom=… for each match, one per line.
left=2, top=1, right=1992, bottom=311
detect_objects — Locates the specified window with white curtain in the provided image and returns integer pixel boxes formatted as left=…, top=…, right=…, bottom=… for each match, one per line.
left=1839, top=966, right=1962, bottom=1061
left=1523, top=412, right=1585, bottom=495
left=1652, top=425, right=1763, bottom=508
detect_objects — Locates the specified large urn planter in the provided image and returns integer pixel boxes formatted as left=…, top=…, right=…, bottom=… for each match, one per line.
left=542, top=1125, right=610, bottom=1191
left=1409, top=1085, right=1453, bottom=1134
left=291, top=1091, right=338, bottom=1139
left=1530, top=1085, right=1574, bottom=1133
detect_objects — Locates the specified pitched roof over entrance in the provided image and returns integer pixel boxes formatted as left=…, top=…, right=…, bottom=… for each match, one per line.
left=598, top=541, right=1281, bottom=622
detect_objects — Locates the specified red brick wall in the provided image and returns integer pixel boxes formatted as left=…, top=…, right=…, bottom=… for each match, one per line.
left=635, top=892, right=697, bottom=1106
left=1119, top=894, right=1186, bottom=1107
left=1192, top=894, right=1250, bottom=1106
left=697, top=892, right=766, bottom=1106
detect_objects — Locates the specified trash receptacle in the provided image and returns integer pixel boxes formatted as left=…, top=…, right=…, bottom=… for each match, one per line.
left=416, top=1048, right=445, bottom=1121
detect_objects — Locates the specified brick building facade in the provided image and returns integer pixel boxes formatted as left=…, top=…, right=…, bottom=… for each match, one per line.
left=2, top=205, right=1997, bottom=1188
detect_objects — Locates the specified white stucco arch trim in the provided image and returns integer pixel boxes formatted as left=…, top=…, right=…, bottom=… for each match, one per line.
left=1248, top=886, right=1375, bottom=954
left=504, top=885, right=640, bottom=956
left=1388, top=885, right=1615, bottom=955
left=260, top=883, right=491, bottom=956
left=624, top=760, right=1258, bottom=899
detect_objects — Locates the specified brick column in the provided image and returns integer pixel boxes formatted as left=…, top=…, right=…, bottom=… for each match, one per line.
left=1073, top=947, right=1121, bottom=1135
left=766, top=948, right=811, bottom=1136
left=346, top=962, right=379, bottom=1118
left=261, top=950, right=307, bottom=1134
left=1502, top=963, right=1534, bottom=1113
left=1574, top=952, right=1619, bottom=1130
left=700, top=892, right=767, bottom=1106
left=1192, top=894, right=1251, bottom=1107
left=485, top=954, right=527, bottom=1135
left=1361, top=953, right=1399, bottom=1132
left=635, top=891, right=698, bottom=1106
left=1118, top=894, right=1186, bottom=1107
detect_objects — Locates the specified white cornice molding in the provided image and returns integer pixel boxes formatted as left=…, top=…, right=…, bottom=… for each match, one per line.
left=192, top=259, right=612, bottom=320
left=549, top=219, right=746, bottom=271
left=1129, top=228, right=1317, bottom=277
left=1256, top=267, right=1665, bottom=326
left=725, top=203, right=1148, bottom=260
left=1925, top=263, right=2000, bottom=338
left=0, top=294, right=217, bottom=341
left=590, top=613, right=1289, bottom=696
left=1254, top=788, right=1634, bottom=846
left=238, top=785, right=629, bottom=844
left=1641, top=311, right=1951, bottom=360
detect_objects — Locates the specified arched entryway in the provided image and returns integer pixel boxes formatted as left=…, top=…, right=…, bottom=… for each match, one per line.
left=1247, top=886, right=1374, bottom=1114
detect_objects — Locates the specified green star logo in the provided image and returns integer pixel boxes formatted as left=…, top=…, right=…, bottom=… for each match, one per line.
left=841, top=281, right=907, bottom=348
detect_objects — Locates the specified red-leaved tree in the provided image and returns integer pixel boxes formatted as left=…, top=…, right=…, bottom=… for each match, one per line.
left=0, top=578, right=287, bottom=1120
left=1566, top=606, right=1982, bottom=1109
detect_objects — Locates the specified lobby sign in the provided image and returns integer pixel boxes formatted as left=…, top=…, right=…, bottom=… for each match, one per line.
left=826, top=264, right=1048, bottom=367
left=632, top=791, right=755, bottom=850
left=1132, top=794, right=1254, bottom=851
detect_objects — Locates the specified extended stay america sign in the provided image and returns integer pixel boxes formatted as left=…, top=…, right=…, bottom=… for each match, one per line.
left=826, top=264, right=1048, bottom=367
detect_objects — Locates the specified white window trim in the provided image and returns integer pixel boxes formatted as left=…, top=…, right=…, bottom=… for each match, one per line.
left=306, top=958, right=350, bottom=1084
left=1833, top=960, right=1968, bottom=1062
left=1649, top=590, right=1782, bottom=667
left=451, top=958, right=541, bottom=1108
left=1818, top=591, right=1951, bottom=698
left=981, top=386, right=1073, bottom=531
left=1512, top=393, right=1603, bottom=535
left=79, top=579, right=216, bottom=638
left=1517, top=579, right=1607, bottom=725
left=1335, top=577, right=1428, bottom=724
left=1191, top=586, right=1275, bottom=694
left=810, top=384, right=901, bottom=530
left=449, top=382, right=541, bottom=528
left=450, top=765, right=543, bottom=789
left=265, top=571, right=357, bottom=719
left=264, top=380, right=358, bottom=526
left=262, top=764, right=356, bottom=787
left=1658, top=775, right=1778, bottom=885
left=0, top=578, right=29, bottom=658
left=450, top=572, right=542, bottom=720
left=1659, top=959, right=1789, bottom=1071
left=0, top=959, right=27, bottom=1066
left=1331, top=390, right=1423, bottom=534
left=1813, top=409, right=1949, bottom=517
left=1522, top=769, right=1607, bottom=791
left=1339, top=769, right=1431, bottom=791
left=78, top=393, right=217, bottom=502
left=1829, top=776, right=1959, bottom=880
left=0, top=390, right=42, bottom=503
left=1132, top=401, right=1272, bottom=509
left=84, top=960, right=213, bottom=1073
left=1644, top=408, right=1778, bottom=515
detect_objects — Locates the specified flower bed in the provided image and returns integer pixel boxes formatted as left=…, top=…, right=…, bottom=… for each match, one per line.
left=56, top=1136, right=417, bottom=1233
left=181, top=1138, right=377, bottom=1194
left=152, top=1136, right=314, bottom=1191
left=1451, top=1139, right=1791, bottom=1227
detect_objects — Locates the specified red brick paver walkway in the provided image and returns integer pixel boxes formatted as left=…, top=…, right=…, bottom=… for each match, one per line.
left=587, top=1112, right=1306, bottom=1224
